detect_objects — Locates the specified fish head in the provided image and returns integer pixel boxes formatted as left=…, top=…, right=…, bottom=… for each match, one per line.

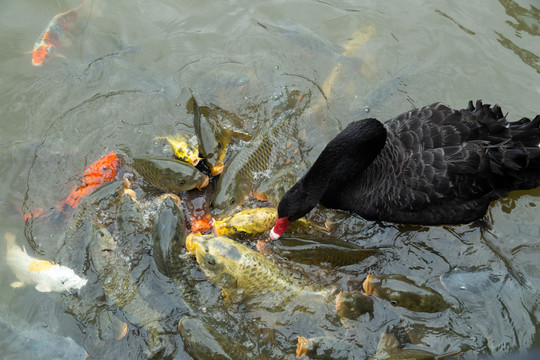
left=186, top=234, right=241, bottom=288
left=89, top=223, right=117, bottom=271
left=32, top=44, right=55, bottom=66
left=364, top=274, right=449, bottom=313
left=165, top=135, right=201, bottom=166
left=176, top=141, right=201, bottom=167
left=215, top=208, right=277, bottom=237
left=51, top=267, right=88, bottom=291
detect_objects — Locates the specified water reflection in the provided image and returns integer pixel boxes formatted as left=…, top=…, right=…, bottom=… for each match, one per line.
left=499, top=0, right=540, bottom=36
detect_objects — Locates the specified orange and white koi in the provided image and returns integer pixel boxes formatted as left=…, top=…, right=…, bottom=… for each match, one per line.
left=32, top=2, right=85, bottom=66
left=5, top=232, right=87, bottom=292
left=58, top=151, right=120, bottom=212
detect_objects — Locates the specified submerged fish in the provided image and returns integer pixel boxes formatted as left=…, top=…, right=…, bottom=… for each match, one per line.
left=155, top=134, right=201, bottom=166
left=213, top=207, right=328, bottom=238
left=178, top=316, right=250, bottom=360
left=54, top=178, right=130, bottom=269
left=89, top=224, right=176, bottom=358
left=212, top=112, right=300, bottom=215
left=32, top=1, right=85, bottom=66
left=151, top=193, right=188, bottom=279
left=132, top=156, right=209, bottom=193
left=114, top=185, right=147, bottom=260
left=5, top=232, right=87, bottom=292
left=296, top=335, right=363, bottom=360
left=58, top=151, right=120, bottom=213
left=269, top=235, right=379, bottom=268
left=334, top=291, right=373, bottom=320
left=363, top=274, right=451, bottom=313
left=368, top=333, right=461, bottom=360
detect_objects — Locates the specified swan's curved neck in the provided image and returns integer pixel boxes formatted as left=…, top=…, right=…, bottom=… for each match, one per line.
left=302, top=119, right=387, bottom=196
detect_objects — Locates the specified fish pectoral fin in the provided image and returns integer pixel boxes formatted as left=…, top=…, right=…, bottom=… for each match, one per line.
left=10, top=281, right=25, bottom=288
left=252, top=191, right=268, bottom=202
left=55, top=52, right=68, bottom=59
left=35, top=282, right=53, bottom=292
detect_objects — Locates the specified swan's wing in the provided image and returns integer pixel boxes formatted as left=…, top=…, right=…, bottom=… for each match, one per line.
left=382, top=101, right=519, bottom=211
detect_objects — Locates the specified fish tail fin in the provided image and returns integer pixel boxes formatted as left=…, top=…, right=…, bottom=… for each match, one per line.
left=4, top=232, right=16, bottom=247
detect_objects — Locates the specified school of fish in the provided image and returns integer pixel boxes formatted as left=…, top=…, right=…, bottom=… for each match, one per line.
left=10, top=15, right=477, bottom=359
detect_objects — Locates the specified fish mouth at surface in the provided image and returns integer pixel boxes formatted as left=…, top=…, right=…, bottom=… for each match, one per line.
left=197, top=175, right=210, bottom=190
left=363, top=274, right=375, bottom=295
left=185, top=233, right=198, bottom=253
left=210, top=164, right=225, bottom=176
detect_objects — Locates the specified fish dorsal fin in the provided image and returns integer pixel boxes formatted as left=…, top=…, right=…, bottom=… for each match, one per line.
left=35, top=283, right=53, bottom=293
left=377, top=333, right=399, bottom=352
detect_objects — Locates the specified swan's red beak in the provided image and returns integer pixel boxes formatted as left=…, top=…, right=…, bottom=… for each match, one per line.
left=270, top=216, right=290, bottom=240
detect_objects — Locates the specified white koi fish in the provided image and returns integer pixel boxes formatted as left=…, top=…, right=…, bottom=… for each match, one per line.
left=5, top=232, right=87, bottom=293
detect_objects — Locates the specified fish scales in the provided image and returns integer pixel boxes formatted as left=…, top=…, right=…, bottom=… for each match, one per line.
left=230, top=242, right=305, bottom=307
left=213, top=115, right=297, bottom=213
left=187, top=234, right=320, bottom=310
left=90, top=226, right=174, bottom=356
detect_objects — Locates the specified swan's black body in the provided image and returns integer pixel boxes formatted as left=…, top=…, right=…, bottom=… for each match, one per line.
left=273, top=100, right=540, bottom=236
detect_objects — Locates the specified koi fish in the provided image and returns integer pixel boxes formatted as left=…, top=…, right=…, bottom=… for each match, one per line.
left=363, top=274, right=451, bottom=313
left=58, top=151, right=120, bottom=213
left=154, top=134, right=201, bottom=166
left=32, top=2, right=85, bottom=66
left=5, top=232, right=87, bottom=293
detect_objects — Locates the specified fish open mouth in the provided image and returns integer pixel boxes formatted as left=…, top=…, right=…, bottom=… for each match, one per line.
left=296, top=336, right=309, bottom=358
left=363, top=274, right=374, bottom=295
left=213, top=220, right=227, bottom=235
left=197, top=175, right=210, bottom=190
left=185, top=233, right=198, bottom=253
left=210, top=164, right=225, bottom=176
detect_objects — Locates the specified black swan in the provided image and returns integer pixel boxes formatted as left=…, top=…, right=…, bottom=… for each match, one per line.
left=270, top=100, right=540, bottom=240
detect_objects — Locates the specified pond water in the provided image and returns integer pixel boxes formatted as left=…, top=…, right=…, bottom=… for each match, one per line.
left=1, top=0, right=539, bottom=359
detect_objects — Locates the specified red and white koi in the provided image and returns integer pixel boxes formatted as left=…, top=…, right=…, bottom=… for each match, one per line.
left=32, top=2, right=85, bottom=66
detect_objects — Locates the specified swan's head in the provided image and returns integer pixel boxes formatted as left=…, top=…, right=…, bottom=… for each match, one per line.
left=270, top=182, right=315, bottom=240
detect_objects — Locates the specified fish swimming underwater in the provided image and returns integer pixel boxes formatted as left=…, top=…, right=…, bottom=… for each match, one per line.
left=368, top=333, right=461, bottom=360
left=5, top=232, right=87, bottom=292
left=32, top=1, right=86, bottom=66
left=58, top=151, right=120, bottom=213
left=363, top=274, right=451, bottom=313
left=89, top=224, right=176, bottom=358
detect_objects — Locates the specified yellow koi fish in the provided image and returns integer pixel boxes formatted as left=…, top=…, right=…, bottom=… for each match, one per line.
left=5, top=232, right=87, bottom=292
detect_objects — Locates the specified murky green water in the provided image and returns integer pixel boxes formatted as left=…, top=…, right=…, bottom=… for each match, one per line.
left=1, top=0, right=539, bottom=359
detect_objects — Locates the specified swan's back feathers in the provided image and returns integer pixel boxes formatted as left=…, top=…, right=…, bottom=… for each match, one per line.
left=328, top=100, right=540, bottom=224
